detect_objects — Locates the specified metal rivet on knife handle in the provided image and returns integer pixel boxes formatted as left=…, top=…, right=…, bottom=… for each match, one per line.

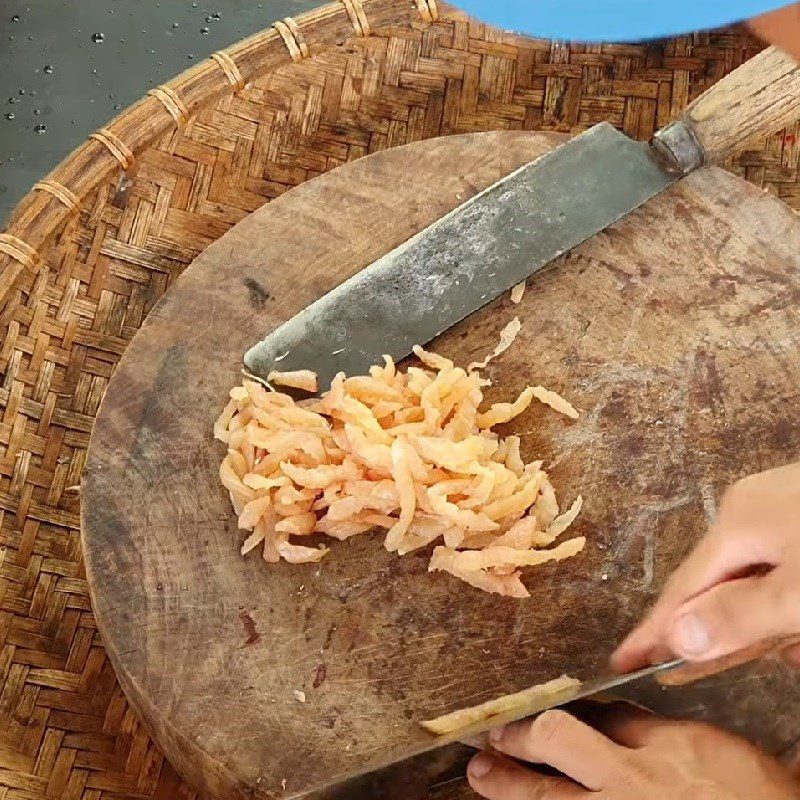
left=651, top=120, right=705, bottom=174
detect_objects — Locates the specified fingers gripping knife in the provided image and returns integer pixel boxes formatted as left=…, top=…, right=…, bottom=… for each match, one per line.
left=245, top=47, right=800, bottom=387
left=296, top=637, right=800, bottom=799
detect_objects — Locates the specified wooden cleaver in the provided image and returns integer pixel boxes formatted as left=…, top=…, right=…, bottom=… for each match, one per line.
left=245, top=46, right=800, bottom=388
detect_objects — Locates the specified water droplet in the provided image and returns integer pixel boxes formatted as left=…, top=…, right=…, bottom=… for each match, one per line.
left=200, top=26, right=209, bottom=34
left=211, top=11, right=221, bottom=19
left=91, top=32, right=105, bottom=43
left=91, top=68, right=97, bottom=75
left=43, top=65, right=53, bottom=74
left=27, top=35, right=34, bottom=40
left=34, top=124, right=46, bottom=134
left=18, top=89, right=25, bottom=96
left=7, top=97, right=17, bottom=104
left=4, top=113, right=15, bottom=120
left=33, top=109, right=40, bottom=115
left=171, top=21, right=179, bottom=28
left=8, top=35, right=14, bottom=41
left=11, top=14, right=20, bottom=22
left=113, top=104, right=121, bottom=110
left=192, top=2, right=197, bottom=7
left=187, top=53, right=194, bottom=59
left=205, top=15, right=213, bottom=22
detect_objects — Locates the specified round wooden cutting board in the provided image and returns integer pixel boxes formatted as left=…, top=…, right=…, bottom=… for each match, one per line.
left=82, top=131, right=800, bottom=800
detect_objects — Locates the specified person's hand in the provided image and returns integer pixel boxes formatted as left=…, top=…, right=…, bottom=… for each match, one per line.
left=467, top=706, right=799, bottom=800
left=612, top=462, right=800, bottom=673
left=747, top=3, right=800, bottom=60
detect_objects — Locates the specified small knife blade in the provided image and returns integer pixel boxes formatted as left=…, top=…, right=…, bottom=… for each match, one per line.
left=296, top=659, right=684, bottom=799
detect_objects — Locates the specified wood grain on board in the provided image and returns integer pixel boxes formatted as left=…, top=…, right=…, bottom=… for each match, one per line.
left=82, top=131, right=800, bottom=799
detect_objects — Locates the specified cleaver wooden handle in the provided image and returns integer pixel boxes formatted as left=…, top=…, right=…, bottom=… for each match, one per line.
left=657, top=634, right=800, bottom=687
left=655, top=46, right=800, bottom=170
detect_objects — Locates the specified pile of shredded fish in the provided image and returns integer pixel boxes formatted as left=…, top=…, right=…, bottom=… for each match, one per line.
left=215, top=325, right=585, bottom=598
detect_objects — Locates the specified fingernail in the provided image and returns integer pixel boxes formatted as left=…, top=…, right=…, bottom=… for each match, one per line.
left=469, top=753, right=494, bottom=779
left=674, top=613, right=710, bottom=656
left=489, top=725, right=505, bottom=744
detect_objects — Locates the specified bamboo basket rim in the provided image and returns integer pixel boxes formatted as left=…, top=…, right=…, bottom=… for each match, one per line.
left=0, top=0, right=442, bottom=308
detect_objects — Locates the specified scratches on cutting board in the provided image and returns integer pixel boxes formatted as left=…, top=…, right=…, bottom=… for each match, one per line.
left=700, top=484, right=718, bottom=524
left=607, top=491, right=695, bottom=588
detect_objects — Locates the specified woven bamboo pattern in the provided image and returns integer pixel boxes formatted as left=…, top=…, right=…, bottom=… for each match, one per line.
left=1, top=2, right=799, bottom=797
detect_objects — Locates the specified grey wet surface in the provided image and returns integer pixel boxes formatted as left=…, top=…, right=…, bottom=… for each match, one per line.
left=0, top=0, right=317, bottom=225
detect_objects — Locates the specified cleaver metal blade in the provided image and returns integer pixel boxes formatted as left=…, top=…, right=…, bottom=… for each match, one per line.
left=244, top=47, right=800, bottom=385
left=245, top=122, right=678, bottom=386
left=295, top=659, right=684, bottom=799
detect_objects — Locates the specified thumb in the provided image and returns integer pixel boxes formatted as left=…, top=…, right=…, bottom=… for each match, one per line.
left=668, top=574, right=800, bottom=662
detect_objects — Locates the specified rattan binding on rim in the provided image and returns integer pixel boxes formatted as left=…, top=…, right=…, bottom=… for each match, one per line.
left=90, top=127, right=135, bottom=170
left=32, top=180, right=81, bottom=214
left=0, top=233, right=40, bottom=270
left=210, top=50, right=246, bottom=90
left=147, top=86, right=190, bottom=126
left=340, top=0, right=371, bottom=35
left=417, top=0, right=439, bottom=22
left=274, top=17, right=311, bottom=61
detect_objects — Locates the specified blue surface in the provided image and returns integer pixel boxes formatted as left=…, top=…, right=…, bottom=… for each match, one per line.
left=453, top=0, right=788, bottom=41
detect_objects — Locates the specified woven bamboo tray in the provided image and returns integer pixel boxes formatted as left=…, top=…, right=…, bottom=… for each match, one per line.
left=1, top=2, right=799, bottom=797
